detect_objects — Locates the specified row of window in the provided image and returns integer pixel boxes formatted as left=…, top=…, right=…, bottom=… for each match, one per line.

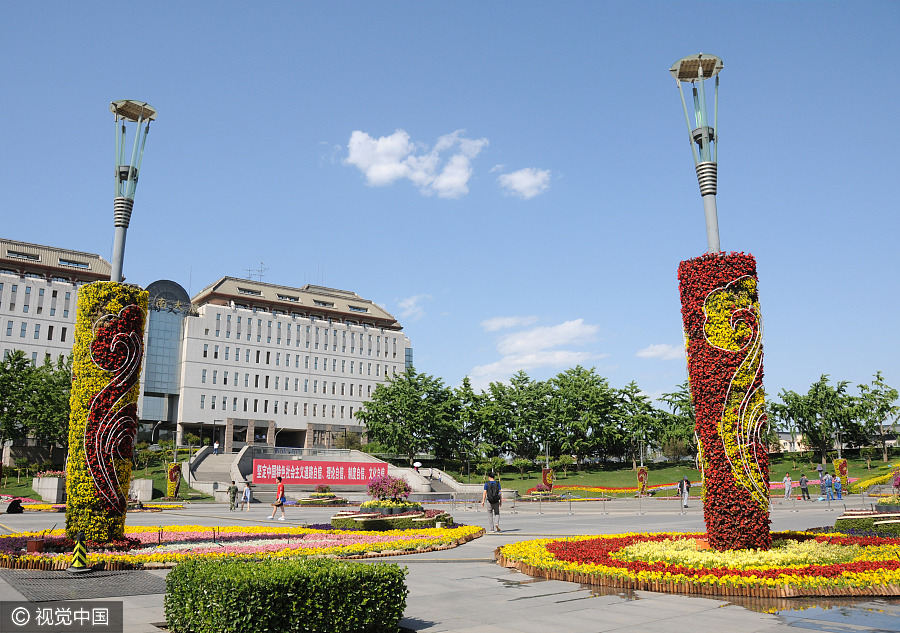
left=204, top=313, right=398, bottom=358
left=199, top=344, right=397, bottom=377
left=199, top=369, right=379, bottom=398
left=0, top=283, right=71, bottom=318
left=4, top=320, right=68, bottom=342
left=199, top=394, right=356, bottom=420
left=2, top=348, right=67, bottom=365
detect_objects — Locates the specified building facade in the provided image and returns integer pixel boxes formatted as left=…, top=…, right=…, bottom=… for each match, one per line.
left=1, top=238, right=413, bottom=452
left=0, top=238, right=110, bottom=364
left=167, top=277, right=412, bottom=450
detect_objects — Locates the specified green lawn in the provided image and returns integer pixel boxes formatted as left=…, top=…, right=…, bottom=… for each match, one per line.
left=0, top=478, right=39, bottom=500
left=448, top=454, right=896, bottom=496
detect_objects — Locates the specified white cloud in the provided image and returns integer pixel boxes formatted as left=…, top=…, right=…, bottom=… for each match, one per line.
left=636, top=343, right=685, bottom=361
left=497, top=167, right=551, bottom=199
left=497, top=319, right=598, bottom=355
left=480, top=315, right=538, bottom=332
left=397, top=294, right=431, bottom=321
left=344, top=129, right=488, bottom=198
left=468, top=318, right=603, bottom=389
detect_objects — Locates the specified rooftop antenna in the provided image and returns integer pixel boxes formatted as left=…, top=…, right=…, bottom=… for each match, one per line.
left=246, top=262, right=267, bottom=282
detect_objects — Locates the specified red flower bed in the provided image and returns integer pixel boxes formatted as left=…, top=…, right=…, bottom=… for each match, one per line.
left=546, top=533, right=900, bottom=579
left=678, top=252, right=770, bottom=550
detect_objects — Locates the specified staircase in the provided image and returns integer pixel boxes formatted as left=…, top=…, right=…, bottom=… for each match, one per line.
left=191, top=453, right=236, bottom=485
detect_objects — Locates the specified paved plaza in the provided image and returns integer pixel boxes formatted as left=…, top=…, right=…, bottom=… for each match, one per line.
left=1, top=497, right=898, bottom=633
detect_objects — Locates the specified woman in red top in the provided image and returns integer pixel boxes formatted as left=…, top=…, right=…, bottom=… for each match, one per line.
left=268, top=476, right=286, bottom=520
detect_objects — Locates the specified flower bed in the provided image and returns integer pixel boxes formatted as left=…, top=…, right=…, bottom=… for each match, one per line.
left=496, top=531, right=900, bottom=597
left=330, top=509, right=452, bottom=531
left=0, top=523, right=483, bottom=571
left=833, top=511, right=900, bottom=537
left=531, top=482, right=700, bottom=496
left=22, top=504, right=66, bottom=512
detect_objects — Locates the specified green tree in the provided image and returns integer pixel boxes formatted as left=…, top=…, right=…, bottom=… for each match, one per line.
left=0, top=351, right=35, bottom=480
left=452, top=377, right=483, bottom=464
left=356, top=367, right=456, bottom=465
left=25, top=355, right=72, bottom=460
left=547, top=366, right=618, bottom=467
left=511, top=457, right=532, bottom=479
left=550, top=455, right=575, bottom=478
left=659, top=381, right=698, bottom=465
left=857, top=371, right=899, bottom=462
left=615, top=381, right=663, bottom=470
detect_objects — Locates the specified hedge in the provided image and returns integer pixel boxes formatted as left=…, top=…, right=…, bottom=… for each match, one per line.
left=331, top=512, right=453, bottom=531
left=833, top=514, right=900, bottom=537
left=164, top=557, right=408, bottom=633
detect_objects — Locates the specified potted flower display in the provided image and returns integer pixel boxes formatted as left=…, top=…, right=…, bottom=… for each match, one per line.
left=362, top=474, right=420, bottom=514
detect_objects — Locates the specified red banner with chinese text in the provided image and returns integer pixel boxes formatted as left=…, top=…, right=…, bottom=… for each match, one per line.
left=252, top=459, right=388, bottom=485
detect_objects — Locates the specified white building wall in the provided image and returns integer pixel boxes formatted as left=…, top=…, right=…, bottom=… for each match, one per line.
left=176, top=303, right=410, bottom=435
left=0, top=272, right=79, bottom=364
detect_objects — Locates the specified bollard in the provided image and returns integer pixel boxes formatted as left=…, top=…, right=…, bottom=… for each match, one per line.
left=636, top=494, right=644, bottom=516
left=67, top=531, right=91, bottom=574
left=600, top=497, right=608, bottom=515
left=791, top=494, right=798, bottom=513
left=568, top=497, right=574, bottom=516
left=538, top=494, right=543, bottom=515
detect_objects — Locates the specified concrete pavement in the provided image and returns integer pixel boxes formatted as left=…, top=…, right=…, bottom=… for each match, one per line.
left=0, top=496, right=897, bottom=633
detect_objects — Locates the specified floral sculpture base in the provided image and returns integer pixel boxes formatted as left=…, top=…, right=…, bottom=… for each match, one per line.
left=678, top=252, right=770, bottom=550
left=497, top=532, right=900, bottom=598
left=65, top=282, right=148, bottom=542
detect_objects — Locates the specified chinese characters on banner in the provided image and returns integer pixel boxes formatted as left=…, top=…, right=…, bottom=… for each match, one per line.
left=252, top=460, right=388, bottom=485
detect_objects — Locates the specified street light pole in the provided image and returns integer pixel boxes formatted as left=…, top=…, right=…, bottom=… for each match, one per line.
left=110, top=100, right=156, bottom=282
left=670, top=54, right=723, bottom=254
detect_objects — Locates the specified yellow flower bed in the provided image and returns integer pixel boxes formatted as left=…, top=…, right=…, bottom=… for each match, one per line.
left=849, top=463, right=900, bottom=493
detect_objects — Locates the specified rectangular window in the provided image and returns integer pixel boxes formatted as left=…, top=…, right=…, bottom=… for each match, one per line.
left=201, top=369, right=207, bottom=383
left=243, top=398, right=248, bottom=412
left=313, top=380, right=317, bottom=393
left=256, top=350, right=261, bottom=364
left=293, top=402, right=298, bottom=415
left=61, top=327, right=67, bottom=342
left=314, top=357, right=318, bottom=370
left=245, top=349, right=250, bottom=362
left=20, top=322, right=27, bottom=337
left=225, top=347, right=230, bottom=360
left=5, top=321, right=12, bottom=336
left=47, top=324, right=54, bottom=340
left=276, top=352, right=280, bottom=366
left=263, top=400, right=269, bottom=414
left=223, top=371, right=228, bottom=386
left=265, top=375, right=270, bottom=389
left=233, top=398, right=237, bottom=412
left=266, top=351, right=271, bottom=364
left=255, top=375, right=260, bottom=388
left=211, top=396, right=216, bottom=410
left=304, top=379, right=308, bottom=392
left=200, top=395, right=206, bottom=409
left=304, top=356, right=309, bottom=369
left=304, top=403, right=308, bottom=416
left=203, top=344, right=208, bottom=358
left=254, top=399, right=259, bottom=413
left=212, top=370, right=217, bottom=385
left=214, top=345, right=219, bottom=359
left=274, top=401, right=278, bottom=414
left=236, top=347, right=241, bottom=362
left=33, top=324, right=40, bottom=339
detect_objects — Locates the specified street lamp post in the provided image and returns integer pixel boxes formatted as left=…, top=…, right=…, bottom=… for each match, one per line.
left=110, top=100, right=156, bottom=282
left=670, top=54, right=723, bottom=253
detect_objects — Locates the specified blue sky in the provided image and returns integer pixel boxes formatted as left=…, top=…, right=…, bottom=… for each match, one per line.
left=3, top=2, right=899, bottom=401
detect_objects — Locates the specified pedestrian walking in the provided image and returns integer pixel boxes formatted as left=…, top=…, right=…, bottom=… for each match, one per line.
left=834, top=474, right=843, bottom=500
left=816, top=463, right=823, bottom=481
left=213, top=440, right=219, bottom=455
left=268, top=476, right=286, bottom=520
left=481, top=473, right=502, bottom=532
left=782, top=473, right=792, bottom=500
left=677, top=477, right=691, bottom=508
left=799, top=473, right=810, bottom=500
left=823, top=472, right=834, bottom=501
left=241, top=482, right=252, bottom=511
left=227, top=480, right=238, bottom=511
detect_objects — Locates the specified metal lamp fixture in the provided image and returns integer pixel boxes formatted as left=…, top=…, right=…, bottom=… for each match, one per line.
left=670, top=54, right=723, bottom=253
left=110, top=100, right=156, bottom=282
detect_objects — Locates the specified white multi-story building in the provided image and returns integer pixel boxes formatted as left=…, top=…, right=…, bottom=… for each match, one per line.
left=140, top=277, right=413, bottom=450
left=0, top=238, right=110, bottom=364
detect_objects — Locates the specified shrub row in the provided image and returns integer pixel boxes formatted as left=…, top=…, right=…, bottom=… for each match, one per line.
left=833, top=514, right=900, bottom=537
left=164, top=557, right=408, bottom=633
left=331, top=512, right=453, bottom=531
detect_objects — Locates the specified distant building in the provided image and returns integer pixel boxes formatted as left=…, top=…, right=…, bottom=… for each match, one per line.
left=0, top=237, right=413, bottom=452
left=141, top=276, right=412, bottom=450
left=0, top=238, right=110, bottom=365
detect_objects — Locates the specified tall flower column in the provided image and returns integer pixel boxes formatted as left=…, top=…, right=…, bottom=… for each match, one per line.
left=678, top=252, right=770, bottom=550
left=65, top=282, right=148, bottom=541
